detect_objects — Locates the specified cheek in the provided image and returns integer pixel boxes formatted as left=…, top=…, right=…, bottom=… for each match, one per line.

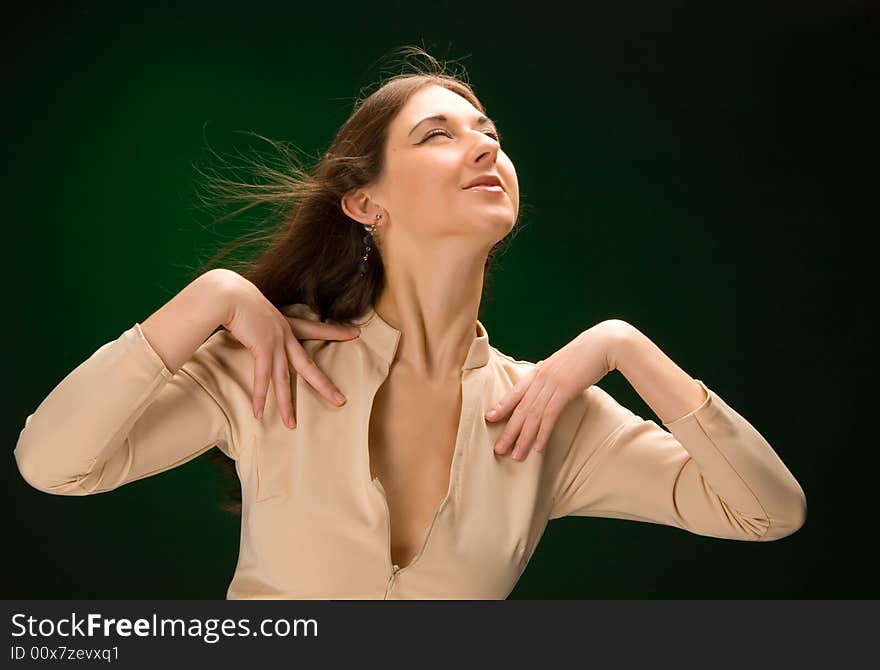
left=395, top=159, right=457, bottom=204
left=398, top=181, right=449, bottom=221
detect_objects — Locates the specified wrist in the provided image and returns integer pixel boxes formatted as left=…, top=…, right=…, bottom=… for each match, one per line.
left=196, top=269, right=240, bottom=329
left=599, top=319, right=637, bottom=372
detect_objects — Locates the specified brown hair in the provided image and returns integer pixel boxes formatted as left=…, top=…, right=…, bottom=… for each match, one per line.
left=187, top=45, right=528, bottom=515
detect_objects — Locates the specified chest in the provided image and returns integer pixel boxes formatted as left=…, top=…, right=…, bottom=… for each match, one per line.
left=368, top=373, right=463, bottom=569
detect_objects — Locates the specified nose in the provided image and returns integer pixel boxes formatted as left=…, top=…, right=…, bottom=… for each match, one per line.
left=470, top=133, right=499, bottom=166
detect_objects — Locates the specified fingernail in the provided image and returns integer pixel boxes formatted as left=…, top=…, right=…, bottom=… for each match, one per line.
left=334, top=391, right=347, bottom=405
left=487, top=409, right=497, bottom=419
left=256, top=408, right=263, bottom=420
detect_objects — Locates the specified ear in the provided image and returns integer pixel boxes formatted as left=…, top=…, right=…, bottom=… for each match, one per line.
left=341, top=188, right=377, bottom=226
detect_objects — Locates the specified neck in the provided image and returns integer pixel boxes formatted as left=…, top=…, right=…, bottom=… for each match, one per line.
left=374, top=255, right=486, bottom=381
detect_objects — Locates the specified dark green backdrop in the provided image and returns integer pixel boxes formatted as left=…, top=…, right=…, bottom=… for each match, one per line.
left=2, top=2, right=875, bottom=598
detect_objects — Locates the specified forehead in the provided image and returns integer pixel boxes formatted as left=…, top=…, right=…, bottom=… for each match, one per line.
left=394, top=85, right=482, bottom=131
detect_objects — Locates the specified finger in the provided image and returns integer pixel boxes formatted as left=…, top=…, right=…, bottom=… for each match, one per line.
left=287, top=317, right=361, bottom=342
left=494, top=375, right=545, bottom=455
left=252, top=346, right=273, bottom=421
left=511, top=384, right=555, bottom=461
left=273, top=348, right=295, bottom=429
left=485, top=368, right=536, bottom=422
left=285, top=337, right=347, bottom=408
left=533, top=390, right=568, bottom=454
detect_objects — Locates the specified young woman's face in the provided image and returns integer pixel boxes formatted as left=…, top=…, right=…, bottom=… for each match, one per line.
left=377, top=84, right=519, bottom=250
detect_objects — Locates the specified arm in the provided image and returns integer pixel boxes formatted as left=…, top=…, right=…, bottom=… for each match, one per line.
left=606, top=320, right=710, bottom=425
left=140, top=268, right=237, bottom=374
left=548, top=324, right=807, bottom=541
left=14, top=271, right=245, bottom=495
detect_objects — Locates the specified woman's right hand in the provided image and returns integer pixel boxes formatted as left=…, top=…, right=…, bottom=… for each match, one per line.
left=213, top=269, right=361, bottom=429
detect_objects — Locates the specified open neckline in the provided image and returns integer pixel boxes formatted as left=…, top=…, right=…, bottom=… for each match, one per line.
left=365, top=367, right=473, bottom=576
left=350, top=304, right=487, bottom=575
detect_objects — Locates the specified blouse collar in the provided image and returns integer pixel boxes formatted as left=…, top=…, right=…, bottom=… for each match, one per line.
left=280, top=302, right=490, bottom=371
left=351, top=305, right=490, bottom=371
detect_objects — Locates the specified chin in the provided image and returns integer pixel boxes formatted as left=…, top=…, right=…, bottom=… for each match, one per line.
left=466, top=212, right=513, bottom=233
left=481, top=216, right=517, bottom=248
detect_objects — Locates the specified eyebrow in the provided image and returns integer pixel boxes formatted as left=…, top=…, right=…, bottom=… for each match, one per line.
left=408, top=113, right=500, bottom=139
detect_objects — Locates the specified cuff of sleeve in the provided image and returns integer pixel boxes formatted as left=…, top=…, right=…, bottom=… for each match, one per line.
left=662, top=378, right=711, bottom=429
left=129, top=322, right=174, bottom=382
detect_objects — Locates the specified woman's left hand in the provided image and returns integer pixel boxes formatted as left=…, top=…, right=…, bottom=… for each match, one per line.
left=485, top=319, right=629, bottom=461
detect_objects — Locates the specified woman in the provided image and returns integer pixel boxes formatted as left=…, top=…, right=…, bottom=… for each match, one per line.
left=13, top=49, right=807, bottom=599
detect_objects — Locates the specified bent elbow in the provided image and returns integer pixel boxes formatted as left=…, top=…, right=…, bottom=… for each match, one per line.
left=759, top=490, right=808, bottom=542
left=15, top=448, right=54, bottom=495
left=14, top=441, right=90, bottom=497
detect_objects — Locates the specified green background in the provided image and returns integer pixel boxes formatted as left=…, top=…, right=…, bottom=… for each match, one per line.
left=2, top=2, right=875, bottom=598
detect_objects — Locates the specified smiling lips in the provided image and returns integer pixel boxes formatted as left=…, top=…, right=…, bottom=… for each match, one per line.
left=465, top=184, right=504, bottom=193
left=462, top=174, right=504, bottom=192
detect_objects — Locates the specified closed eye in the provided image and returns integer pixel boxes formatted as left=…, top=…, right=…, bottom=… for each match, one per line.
left=419, top=128, right=501, bottom=144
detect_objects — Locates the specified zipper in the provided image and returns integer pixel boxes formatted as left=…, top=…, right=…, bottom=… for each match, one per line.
left=373, top=477, right=398, bottom=580
left=376, top=478, right=401, bottom=598
left=372, top=369, right=470, bottom=586
left=373, top=459, right=449, bottom=585
left=366, top=370, right=399, bottom=582
left=385, top=561, right=401, bottom=598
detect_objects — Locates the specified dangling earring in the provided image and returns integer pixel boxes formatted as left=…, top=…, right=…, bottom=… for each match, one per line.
left=359, top=212, right=381, bottom=278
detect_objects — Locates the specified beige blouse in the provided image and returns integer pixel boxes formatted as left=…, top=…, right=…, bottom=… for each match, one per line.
left=13, top=303, right=807, bottom=599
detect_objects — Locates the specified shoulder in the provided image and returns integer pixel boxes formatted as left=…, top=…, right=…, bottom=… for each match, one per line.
left=178, top=327, right=254, bottom=399
left=182, top=302, right=340, bottom=385
left=489, top=343, right=635, bottom=446
left=491, top=343, right=629, bottom=418
left=488, top=345, right=539, bottom=378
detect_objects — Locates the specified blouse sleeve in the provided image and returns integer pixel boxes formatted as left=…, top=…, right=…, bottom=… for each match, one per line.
left=547, top=379, right=807, bottom=541
left=14, top=322, right=241, bottom=496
